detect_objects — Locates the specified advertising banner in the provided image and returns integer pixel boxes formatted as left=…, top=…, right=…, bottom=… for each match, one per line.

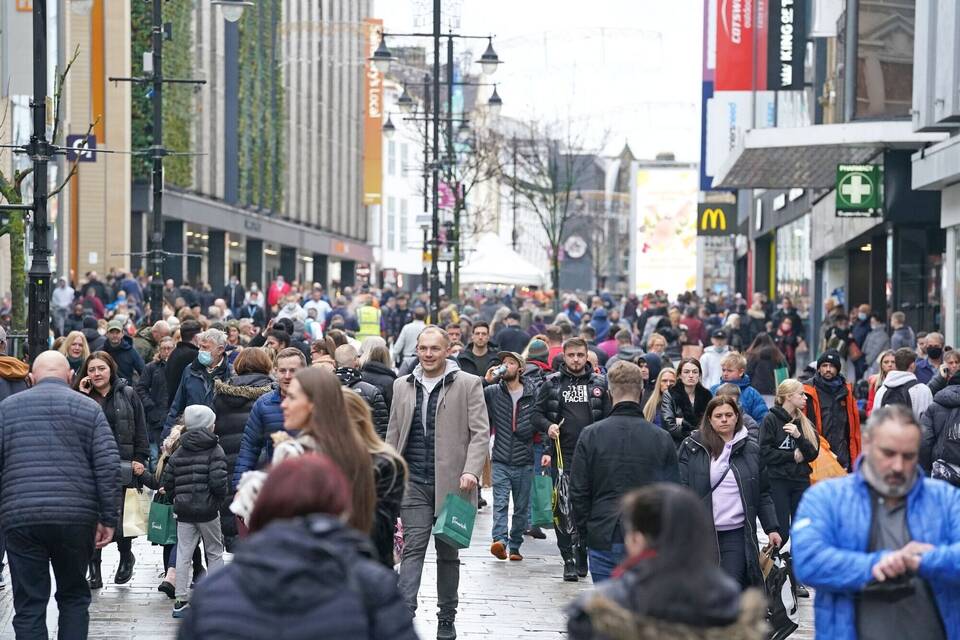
left=766, top=0, right=805, bottom=90
left=715, top=0, right=755, bottom=90
left=363, top=18, right=383, bottom=206
left=704, top=90, right=775, bottom=181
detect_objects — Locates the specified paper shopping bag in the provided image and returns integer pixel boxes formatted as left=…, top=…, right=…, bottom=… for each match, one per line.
left=122, top=488, right=151, bottom=537
left=431, top=493, right=476, bottom=550
left=531, top=473, right=554, bottom=528
left=147, top=498, right=178, bottom=545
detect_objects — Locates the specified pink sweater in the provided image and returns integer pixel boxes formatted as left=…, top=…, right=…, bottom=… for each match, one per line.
left=710, top=427, right=748, bottom=531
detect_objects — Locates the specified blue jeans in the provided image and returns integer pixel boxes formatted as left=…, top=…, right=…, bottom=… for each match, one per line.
left=588, top=543, right=626, bottom=583
left=527, top=443, right=544, bottom=527
left=492, top=462, right=533, bottom=552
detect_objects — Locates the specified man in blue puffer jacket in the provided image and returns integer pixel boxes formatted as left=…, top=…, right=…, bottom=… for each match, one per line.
left=232, top=348, right=306, bottom=488
left=709, top=352, right=768, bottom=422
left=793, top=404, right=960, bottom=640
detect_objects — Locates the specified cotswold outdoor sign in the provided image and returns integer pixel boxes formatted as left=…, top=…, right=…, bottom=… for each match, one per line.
left=836, top=164, right=882, bottom=217
left=697, top=203, right=736, bottom=236
left=766, top=0, right=805, bottom=90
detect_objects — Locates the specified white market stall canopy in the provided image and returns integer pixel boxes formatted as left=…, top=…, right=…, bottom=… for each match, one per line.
left=459, top=233, right=547, bottom=287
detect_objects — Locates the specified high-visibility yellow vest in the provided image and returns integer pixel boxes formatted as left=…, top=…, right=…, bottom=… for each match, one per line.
left=356, top=305, right=381, bottom=340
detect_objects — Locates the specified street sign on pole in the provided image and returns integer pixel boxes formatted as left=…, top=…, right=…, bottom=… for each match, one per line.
left=836, top=163, right=882, bottom=217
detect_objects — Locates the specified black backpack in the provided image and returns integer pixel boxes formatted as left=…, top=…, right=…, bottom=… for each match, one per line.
left=880, top=379, right=919, bottom=410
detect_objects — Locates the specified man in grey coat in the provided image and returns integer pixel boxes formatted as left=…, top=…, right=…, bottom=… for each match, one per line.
left=386, top=325, right=489, bottom=640
left=863, top=314, right=892, bottom=377
left=0, top=351, right=120, bottom=639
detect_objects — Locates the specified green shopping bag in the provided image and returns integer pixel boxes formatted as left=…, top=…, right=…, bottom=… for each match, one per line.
left=774, top=366, right=790, bottom=387
left=431, top=492, right=476, bottom=550
left=531, top=473, right=554, bottom=528
left=147, top=499, right=178, bottom=546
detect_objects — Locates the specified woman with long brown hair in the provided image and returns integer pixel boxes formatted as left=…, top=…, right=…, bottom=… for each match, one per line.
left=280, top=367, right=376, bottom=534
left=342, top=390, right=407, bottom=567
left=678, top=396, right=780, bottom=589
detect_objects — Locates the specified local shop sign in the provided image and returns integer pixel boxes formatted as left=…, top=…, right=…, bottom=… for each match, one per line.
left=836, top=164, right=882, bottom=217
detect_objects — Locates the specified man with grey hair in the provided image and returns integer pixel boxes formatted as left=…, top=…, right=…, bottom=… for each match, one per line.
left=333, top=344, right=389, bottom=437
left=793, top=405, right=960, bottom=640
left=915, top=332, right=945, bottom=385
left=162, top=328, right=233, bottom=438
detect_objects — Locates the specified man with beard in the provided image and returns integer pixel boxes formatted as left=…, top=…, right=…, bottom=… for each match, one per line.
left=483, top=352, right=538, bottom=562
left=804, top=349, right=862, bottom=471
left=793, top=405, right=960, bottom=640
left=533, top=337, right=611, bottom=581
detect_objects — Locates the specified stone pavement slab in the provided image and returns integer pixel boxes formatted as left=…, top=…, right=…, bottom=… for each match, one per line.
left=0, top=488, right=813, bottom=639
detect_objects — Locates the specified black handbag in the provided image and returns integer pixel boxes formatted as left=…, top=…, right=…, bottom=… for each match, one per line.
left=120, top=461, right=134, bottom=488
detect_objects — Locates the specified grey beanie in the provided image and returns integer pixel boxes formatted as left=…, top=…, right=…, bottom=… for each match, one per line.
left=184, top=405, right=216, bottom=431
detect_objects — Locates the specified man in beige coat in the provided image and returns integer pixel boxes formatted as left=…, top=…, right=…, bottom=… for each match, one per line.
left=386, top=325, right=489, bottom=640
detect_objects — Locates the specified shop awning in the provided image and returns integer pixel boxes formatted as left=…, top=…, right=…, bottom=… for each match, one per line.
left=713, top=121, right=947, bottom=190
left=459, top=233, right=547, bottom=287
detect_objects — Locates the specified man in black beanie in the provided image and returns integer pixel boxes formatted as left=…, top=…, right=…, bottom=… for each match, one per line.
left=803, top=349, right=862, bottom=470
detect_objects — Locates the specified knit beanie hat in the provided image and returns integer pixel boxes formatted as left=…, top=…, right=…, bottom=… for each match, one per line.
left=526, top=339, right=550, bottom=363
left=185, top=405, right=216, bottom=431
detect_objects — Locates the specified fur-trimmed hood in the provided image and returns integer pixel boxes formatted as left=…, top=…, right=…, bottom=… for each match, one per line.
left=578, top=588, right=767, bottom=640
left=214, top=373, right=274, bottom=409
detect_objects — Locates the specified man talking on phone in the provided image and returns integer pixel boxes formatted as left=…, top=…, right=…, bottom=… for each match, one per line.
left=0, top=351, right=120, bottom=638
left=533, top=337, right=610, bottom=581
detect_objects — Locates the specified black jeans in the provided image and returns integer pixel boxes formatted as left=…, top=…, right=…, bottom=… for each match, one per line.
left=717, top=527, right=748, bottom=590
left=769, top=478, right=807, bottom=545
left=6, top=524, right=95, bottom=640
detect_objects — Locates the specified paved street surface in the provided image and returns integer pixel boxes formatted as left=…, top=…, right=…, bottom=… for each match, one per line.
left=0, top=488, right=814, bottom=639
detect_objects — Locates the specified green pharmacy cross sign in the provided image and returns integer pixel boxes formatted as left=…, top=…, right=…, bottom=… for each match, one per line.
left=836, top=164, right=882, bottom=217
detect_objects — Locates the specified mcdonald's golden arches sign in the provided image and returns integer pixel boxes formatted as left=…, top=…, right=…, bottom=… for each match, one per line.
left=696, top=203, right=736, bottom=237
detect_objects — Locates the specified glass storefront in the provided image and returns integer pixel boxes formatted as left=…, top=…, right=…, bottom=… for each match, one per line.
left=776, top=215, right=813, bottom=320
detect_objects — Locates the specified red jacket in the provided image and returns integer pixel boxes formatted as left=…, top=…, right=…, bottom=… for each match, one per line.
left=267, top=281, right=291, bottom=308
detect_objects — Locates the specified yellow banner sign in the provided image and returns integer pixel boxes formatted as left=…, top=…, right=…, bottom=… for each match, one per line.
left=363, top=19, right=384, bottom=205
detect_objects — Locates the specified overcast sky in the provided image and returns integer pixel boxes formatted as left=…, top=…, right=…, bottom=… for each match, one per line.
left=373, top=0, right=704, bottom=161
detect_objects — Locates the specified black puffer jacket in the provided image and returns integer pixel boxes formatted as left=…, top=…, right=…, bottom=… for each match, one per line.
left=100, top=379, right=150, bottom=465
left=134, top=359, right=169, bottom=440
left=213, top=374, right=274, bottom=476
left=920, top=383, right=960, bottom=473
left=161, top=427, right=228, bottom=523
left=759, top=406, right=819, bottom=483
left=336, top=367, right=389, bottom=438
left=484, top=380, right=539, bottom=466
left=213, top=373, right=273, bottom=538
left=371, top=453, right=406, bottom=568
left=361, top=361, right=397, bottom=411
left=678, top=431, right=779, bottom=588
left=178, top=515, right=417, bottom=640
left=532, top=364, right=610, bottom=464
left=661, top=384, right=713, bottom=447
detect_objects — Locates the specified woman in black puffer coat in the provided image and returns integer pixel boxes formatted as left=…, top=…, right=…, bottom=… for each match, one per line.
left=76, top=350, right=150, bottom=590
left=212, top=347, right=274, bottom=548
left=360, top=344, right=397, bottom=411
left=178, top=455, right=417, bottom=640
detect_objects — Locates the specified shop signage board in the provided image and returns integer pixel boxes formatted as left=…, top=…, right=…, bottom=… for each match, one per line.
left=766, top=0, right=806, bottom=90
left=697, top=202, right=737, bottom=236
left=836, top=164, right=882, bottom=217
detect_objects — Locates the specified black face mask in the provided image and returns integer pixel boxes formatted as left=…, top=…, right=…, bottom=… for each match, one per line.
left=928, top=347, right=944, bottom=360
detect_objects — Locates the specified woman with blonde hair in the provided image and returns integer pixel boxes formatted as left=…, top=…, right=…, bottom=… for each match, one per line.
left=643, top=367, right=676, bottom=426
left=759, top=380, right=819, bottom=549
left=865, top=349, right=896, bottom=415
left=342, top=390, right=407, bottom=567
left=58, top=330, right=90, bottom=375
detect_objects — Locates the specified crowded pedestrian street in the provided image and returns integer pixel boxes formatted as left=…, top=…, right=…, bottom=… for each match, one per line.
left=3, top=1, right=960, bottom=639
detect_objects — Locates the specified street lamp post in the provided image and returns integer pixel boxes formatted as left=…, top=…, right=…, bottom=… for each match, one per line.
left=371, top=10, right=500, bottom=322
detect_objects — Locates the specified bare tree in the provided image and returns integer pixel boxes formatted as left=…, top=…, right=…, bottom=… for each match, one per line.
left=505, top=120, right=603, bottom=313
left=0, top=47, right=92, bottom=331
